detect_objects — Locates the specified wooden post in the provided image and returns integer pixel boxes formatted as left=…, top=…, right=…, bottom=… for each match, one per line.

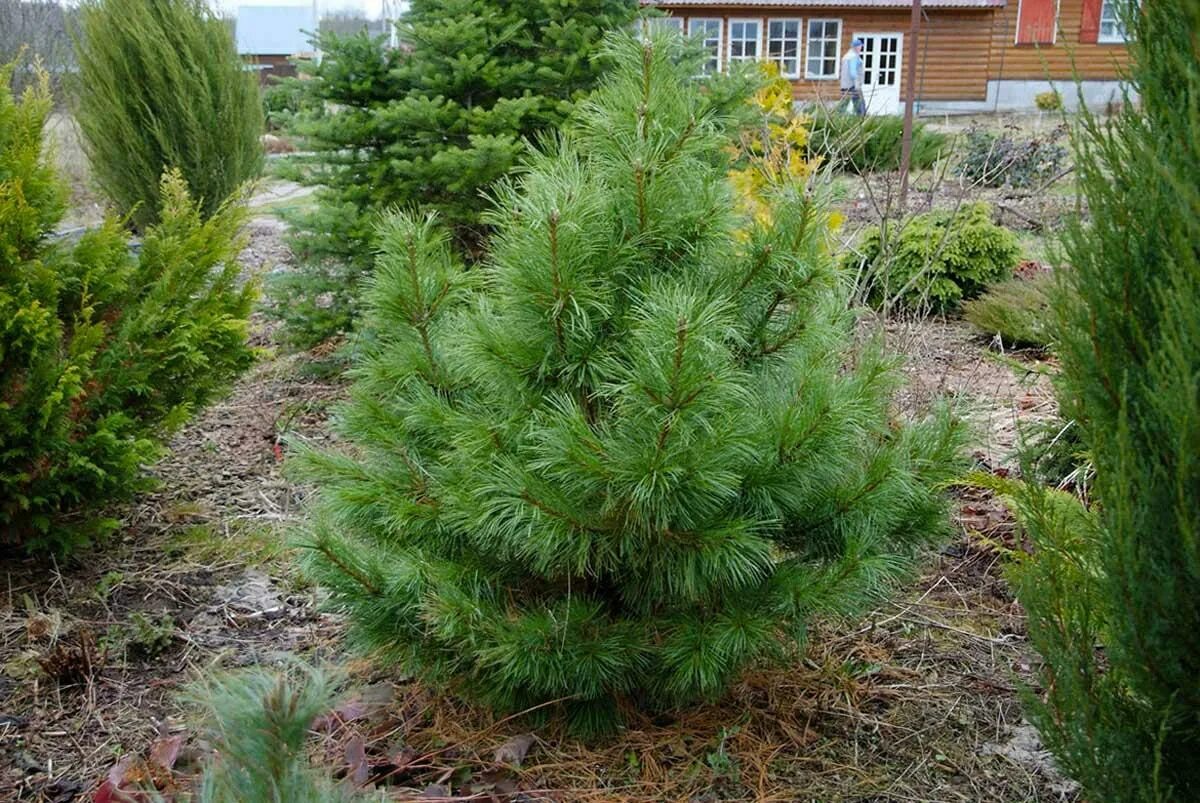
left=898, top=0, right=922, bottom=208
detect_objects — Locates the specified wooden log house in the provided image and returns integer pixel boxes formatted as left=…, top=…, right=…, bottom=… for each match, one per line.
left=641, top=0, right=1133, bottom=113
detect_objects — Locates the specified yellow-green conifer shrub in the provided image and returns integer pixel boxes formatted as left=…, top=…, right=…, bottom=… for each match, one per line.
left=0, top=69, right=255, bottom=553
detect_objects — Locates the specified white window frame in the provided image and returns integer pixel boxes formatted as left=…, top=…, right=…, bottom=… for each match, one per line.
left=727, top=18, right=763, bottom=66
left=805, top=18, right=842, bottom=80
left=766, top=18, right=804, bottom=79
left=1014, top=0, right=1060, bottom=45
left=646, top=15, right=684, bottom=35
left=1097, top=0, right=1127, bottom=43
left=688, top=17, right=723, bottom=74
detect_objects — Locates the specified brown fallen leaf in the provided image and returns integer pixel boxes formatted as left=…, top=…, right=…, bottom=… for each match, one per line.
left=492, top=733, right=535, bottom=767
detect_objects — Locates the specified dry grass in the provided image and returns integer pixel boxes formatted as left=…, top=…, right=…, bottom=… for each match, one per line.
left=43, top=113, right=106, bottom=228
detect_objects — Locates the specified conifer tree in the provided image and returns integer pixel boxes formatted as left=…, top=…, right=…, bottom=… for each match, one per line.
left=271, top=0, right=638, bottom=346
left=72, top=0, right=263, bottom=230
left=297, top=32, right=964, bottom=734
left=1, top=67, right=254, bottom=553
left=1001, top=0, right=1200, bottom=798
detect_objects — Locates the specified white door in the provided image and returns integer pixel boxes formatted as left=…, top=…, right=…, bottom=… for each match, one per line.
left=856, top=33, right=903, bottom=115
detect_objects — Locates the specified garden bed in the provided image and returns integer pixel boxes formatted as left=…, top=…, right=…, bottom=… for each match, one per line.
left=0, top=213, right=1072, bottom=801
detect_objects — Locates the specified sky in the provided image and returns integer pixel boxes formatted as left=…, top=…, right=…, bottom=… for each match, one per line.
left=212, top=0, right=395, bottom=20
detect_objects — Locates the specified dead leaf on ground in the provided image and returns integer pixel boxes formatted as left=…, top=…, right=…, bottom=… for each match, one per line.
left=493, top=733, right=535, bottom=767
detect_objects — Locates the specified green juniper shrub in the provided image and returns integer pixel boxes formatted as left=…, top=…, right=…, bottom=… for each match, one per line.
left=72, top=0, right=263, bottom=230
left=804, top=107, right=948, bottom=173
left=962, top=271, right=1056, bottom=349
left=294, top=32, right=966, bottom=736
left=1000, top=0, right=1200, bottom=798
left=853, top=202, right=1020, bottom=312
left=270, top=0, right=639, bottom=348
left=0, top=69, right=255, bottom=553
left=998, top=0, right=1200, bottom=792
left=954, top=126, right=1067, bottom=189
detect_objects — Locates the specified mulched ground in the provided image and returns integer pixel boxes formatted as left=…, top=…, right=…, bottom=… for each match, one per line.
left=1, top=211, right=1074, bottom=802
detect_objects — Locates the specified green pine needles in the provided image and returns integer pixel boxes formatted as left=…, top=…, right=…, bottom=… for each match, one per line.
left=297, top=33, right=965, bottom=735
left=1, top=68, right=255, bottom=553
left=73, top=0, right=263, bottom=230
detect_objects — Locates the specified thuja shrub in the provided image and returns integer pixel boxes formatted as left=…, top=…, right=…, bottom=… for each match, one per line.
left=1003, top=0, right=1200, bottom=797
left=853, top=202, right=1020, bottom=312
left=73, top=0, right=263, bottom=230
left=1, top=70, right=255, bottom=553
left=296, top=32, right=965, bottom=735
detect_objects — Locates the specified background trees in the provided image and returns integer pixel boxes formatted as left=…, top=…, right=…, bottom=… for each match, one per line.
left=296, top=32, right=964, bottom=734
left=72, top=0, right=263, bottom=230
left=271, top=0, right=639, bottom=347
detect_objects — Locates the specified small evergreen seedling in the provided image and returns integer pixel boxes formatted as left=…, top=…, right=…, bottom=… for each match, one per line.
left=297, top=33, right=964, bottom=734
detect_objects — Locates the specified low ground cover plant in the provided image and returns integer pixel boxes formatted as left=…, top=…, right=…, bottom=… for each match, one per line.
left=0, top=70, right=255, bottom=553
left=963, top=270, right=1056, bottom=349
left=954, top=127, right=1067, bottom=189
left=73, top=0, right=263, bottom=229
left=1035, top=90, right=1062, bottom=111
left=804, top=108, right=948, bottom=173
left=295, top=32, right=964, bottom=735
left=853, top=202, right=1021, bottom=312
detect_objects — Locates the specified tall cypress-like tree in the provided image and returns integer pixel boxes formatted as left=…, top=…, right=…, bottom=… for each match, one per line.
left=72, top=0, right=263, bottom=230
left=296, top=32, right=964, bottom=734
left=271, top=0, right=638, bottom=346
left=1001, top=1, right=1200, bottom=799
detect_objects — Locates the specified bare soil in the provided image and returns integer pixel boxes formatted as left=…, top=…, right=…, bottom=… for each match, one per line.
left=1, top=212, right=1072, bottom=802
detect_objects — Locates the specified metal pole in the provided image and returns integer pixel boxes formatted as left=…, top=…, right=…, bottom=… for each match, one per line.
left=898, top=0, right=922, bottom=208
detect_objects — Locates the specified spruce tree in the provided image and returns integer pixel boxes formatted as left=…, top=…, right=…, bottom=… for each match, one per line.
left=271, top=0, right=638, bottom=346
left=297, top=32, right=964, bottom=734
left=1002, top=0, right=1200, bottom=798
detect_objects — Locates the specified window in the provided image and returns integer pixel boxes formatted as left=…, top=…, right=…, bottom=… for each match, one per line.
left=1098, top=0, right=1126, bottom=42
left=728, top=19, right=761, bottom=65
left=806, top=19, right=841, bottom=79
left=767, top=19, right=803, bottom=78
left=646, top=15, right=683, bottom=35
left=689, top=18, right=722, bottom=74
left=1015, top=0, right=1058, bottom=44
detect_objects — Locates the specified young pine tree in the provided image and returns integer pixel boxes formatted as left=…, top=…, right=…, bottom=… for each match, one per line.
left=296, top=32, right=964, bottom=735
left=271, top=0, right=638, bottom=347
left=1003, top=1, right=1200, bottom=798
left=73, top=0, right=263, bottom=230
left=1, top=68, right=254, bottom=553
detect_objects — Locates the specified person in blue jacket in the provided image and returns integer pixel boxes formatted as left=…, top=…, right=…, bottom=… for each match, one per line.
left=839, top=38, right=867, bottom=116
